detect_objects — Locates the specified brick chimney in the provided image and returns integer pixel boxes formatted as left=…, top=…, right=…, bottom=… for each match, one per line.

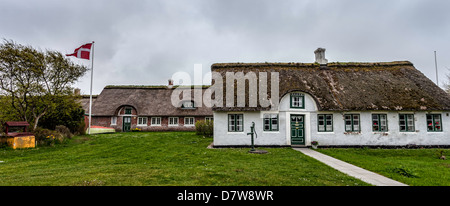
left=74, top=88, right=81, bottom=96
left=314, top=48, right=328, bottom=65
left=168, top=79, right=174, bottom=89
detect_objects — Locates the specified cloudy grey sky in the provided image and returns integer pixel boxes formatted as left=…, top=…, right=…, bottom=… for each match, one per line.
left=1, top=0, right=449, bottom=94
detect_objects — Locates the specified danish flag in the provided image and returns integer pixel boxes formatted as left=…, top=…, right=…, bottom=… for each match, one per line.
left=66, top=43, right=92, bottom=60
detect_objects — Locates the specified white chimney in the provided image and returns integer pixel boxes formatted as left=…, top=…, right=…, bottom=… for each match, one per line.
left=314, top=48, right=328, bottom=65
left=168, top=79, right=174, bottom=89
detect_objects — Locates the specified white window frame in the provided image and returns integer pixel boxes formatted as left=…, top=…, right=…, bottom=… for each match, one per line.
left=263, top=113, right=279, bottom=132
left=399, top=113, right=415, bottom=132
left=184, top=117, right=195, bottom=126
left=372, top=113, right=388, bottom=132
left=137, top=117, right=148, bottom=126
left=318, top=114, right=333, bottom=132
left=228, top=114, right=244, bottom=132
left=427, top=113, right=443, bottom=132
left=111, top=116, right=117, bottom=125
left=344, top=114, right=360, bottom=132
left=151, top=117, right=161, bottom=126
left=181, top=101, right=195, bottom=109
left=169, top=117, right=179, bottom=126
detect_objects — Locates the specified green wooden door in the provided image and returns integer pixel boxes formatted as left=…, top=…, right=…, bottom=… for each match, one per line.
left=290, top=114, right=305, bottom=145
left=123, top=116, right=131, bottom=132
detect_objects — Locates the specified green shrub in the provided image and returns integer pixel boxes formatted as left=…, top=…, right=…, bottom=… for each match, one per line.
left=33, top=127, right=64, bottom=146
left=55, top=125, right=73, bottom=139
left=195, top=120, right=213, bottom=137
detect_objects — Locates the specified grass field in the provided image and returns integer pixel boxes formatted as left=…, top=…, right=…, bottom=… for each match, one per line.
left=317, top=148, right=450, bottom=186
left=0, top=132, right=369, bottom=186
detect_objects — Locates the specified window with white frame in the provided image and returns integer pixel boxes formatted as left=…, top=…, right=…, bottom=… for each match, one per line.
left=111, top=116, right=117, bottom=125
left=228, top=114, right=243, bottom=132
left=318, top=114, right=333, bottom=132
left=169, top=117, right=179, bottom=126
left=372, top=114, right=388, bottom=132
left=151, top=117, right=161, bottom=126
left=263, top=114, right=278, bottom=131
left=138, top=117, right=148, bottom=126
left=399, top=114, right=415, bottom=132
left=426, top=114, right=442, bottom=132
left=181, top=101, right=195, bottom=109
left=290, top=92, right=305, bottom=108
left=184, top=117, right=195, bottom=126
left=344, top=114, right=360, bottom=132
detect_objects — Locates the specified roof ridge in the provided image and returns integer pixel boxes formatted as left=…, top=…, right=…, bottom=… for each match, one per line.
left=211, top=61, right=413, bottom=68
left=104, top=85, right=210, bottom=89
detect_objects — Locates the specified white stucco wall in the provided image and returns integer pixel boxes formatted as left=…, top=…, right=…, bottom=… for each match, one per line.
left=311, top=111, right=450, bottom=146
left=213, top=111, right=288, bottom=146
left=213, top=91, right=450, bottom=147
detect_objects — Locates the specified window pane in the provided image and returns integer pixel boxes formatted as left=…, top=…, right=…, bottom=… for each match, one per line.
left=434, top=115, right=442, bottom=131
left=380, top=115, right=387, bottom=131
left=264, top=118, right=270, bottom=131
left=228, top=115, right=235, bottom=131
left=237, top=115, right=243, bottom=131
left=319, top=125, right=325, bottom=131
left=407, top=115, right=414, bottom=131
left=353, top=116, right=360, bottom=131
left=345, top=115, right=352, bottom=131
left=271, top=115, right=278, bottom=131
left=427, top=114, right=433, bottom=131
left=272, top=122, right=278, bottom=131
left=372, top=114, right=379, bottom=131
left=293, top=97, right=299, bottom=107
left=346, top=124, right=352, bottom=131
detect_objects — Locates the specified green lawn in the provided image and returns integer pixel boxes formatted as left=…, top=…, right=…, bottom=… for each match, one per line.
left=317, top=148, right=450, bottom=186
left=0, top=132, right=369, bottom=186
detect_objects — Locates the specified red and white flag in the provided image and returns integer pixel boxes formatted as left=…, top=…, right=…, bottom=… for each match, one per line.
left=66, top=43, right=92, bottom=60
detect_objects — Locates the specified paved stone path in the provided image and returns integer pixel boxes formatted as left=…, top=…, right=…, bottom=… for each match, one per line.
left=293, top=148, right=408, bottom=186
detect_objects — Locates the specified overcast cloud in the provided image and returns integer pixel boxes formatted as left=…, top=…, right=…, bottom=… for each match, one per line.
left=1, top=0, right=449, bottom=94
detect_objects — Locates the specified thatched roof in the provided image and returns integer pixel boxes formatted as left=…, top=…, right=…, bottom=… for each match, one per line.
left=91, top=85, right=213, bottom=116
left=79, top=95, right=97, bottom=114
left=211, top=61, right=450, bottom=111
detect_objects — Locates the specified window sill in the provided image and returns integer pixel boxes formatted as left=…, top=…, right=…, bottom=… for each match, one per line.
left=262, top=131, right=279, bottom=133
left=227, top=132, right=245, bottom=135
left=343, top=132, right=361, bottom=135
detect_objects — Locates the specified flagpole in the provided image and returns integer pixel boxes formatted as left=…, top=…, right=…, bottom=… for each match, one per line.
left=88, top=41, right=95, bottom=135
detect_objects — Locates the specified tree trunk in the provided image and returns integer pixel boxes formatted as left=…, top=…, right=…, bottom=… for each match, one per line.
left=32, top=108, right=47, bottom=130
